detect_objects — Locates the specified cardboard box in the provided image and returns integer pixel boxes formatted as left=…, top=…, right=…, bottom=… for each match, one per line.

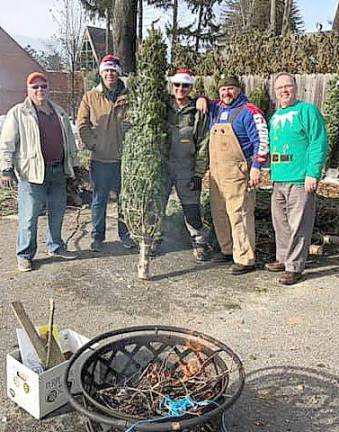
left=7, top=329, right=89, bottom=419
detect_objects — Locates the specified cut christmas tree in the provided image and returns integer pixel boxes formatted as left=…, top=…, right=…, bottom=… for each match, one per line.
left=121, top=29, right=169, bottom=280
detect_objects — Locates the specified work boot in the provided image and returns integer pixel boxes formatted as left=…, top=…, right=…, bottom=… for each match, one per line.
left=121, top=237, right=137, bottom=249
left=212, top=252, right=233, bottom=264
left=17, top=259, right=32, bottom=272
left=193, top=244, right=212, bottom=263
left=265, top=261, right=285, bottom=272
left=278, top=271, right=302, bottom=285
left=90, top=240, right=103, bottom=252
left=48, top=248, right=77, bottom=260
left=230, top=263, right=256, bottom=275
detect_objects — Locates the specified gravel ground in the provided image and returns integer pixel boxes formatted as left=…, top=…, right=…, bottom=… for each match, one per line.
left=0, top=205, right=338, bottom=432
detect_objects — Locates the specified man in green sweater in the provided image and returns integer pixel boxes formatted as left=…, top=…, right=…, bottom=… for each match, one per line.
left=266, top=72, right=328, bottom=285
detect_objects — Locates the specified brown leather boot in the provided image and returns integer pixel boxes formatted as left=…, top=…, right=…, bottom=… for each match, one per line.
left=265, top=261, right=285, bottom=272
left=230, top=263, right=256, bottom=275
left=278, top=271, right=302, bottom=285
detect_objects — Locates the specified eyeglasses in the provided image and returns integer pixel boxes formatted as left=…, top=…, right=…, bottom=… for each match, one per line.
left=30, top=84, right=48, bottom=90
left=275, top=84, right=294, bottom=91
left=173, top=83, right=190, bottom=89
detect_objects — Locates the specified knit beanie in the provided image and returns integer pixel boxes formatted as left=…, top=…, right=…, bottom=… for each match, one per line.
left=218, top=76, right=241, bottom=89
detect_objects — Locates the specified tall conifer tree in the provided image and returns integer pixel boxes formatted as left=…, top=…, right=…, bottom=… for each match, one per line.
left=121, top=29, right=168, bottom=280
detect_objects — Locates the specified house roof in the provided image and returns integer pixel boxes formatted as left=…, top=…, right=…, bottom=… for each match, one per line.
left=0, top=26, right=45, bottom=114
left=86, top=26, right=107, bottom=63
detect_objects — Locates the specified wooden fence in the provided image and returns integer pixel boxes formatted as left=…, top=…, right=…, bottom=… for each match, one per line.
left=203, top=73, right=337, bottom=111
left=240, top=73, right=336, bottom=111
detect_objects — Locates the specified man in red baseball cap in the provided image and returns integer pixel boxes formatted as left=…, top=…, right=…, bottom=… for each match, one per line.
left=0, top=71, right=79, bottom=271
left=77, top=54, right=135, bottom=252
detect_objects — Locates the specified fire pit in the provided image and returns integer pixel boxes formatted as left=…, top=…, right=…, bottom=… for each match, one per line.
left=65, top=326, right=245, bottom=431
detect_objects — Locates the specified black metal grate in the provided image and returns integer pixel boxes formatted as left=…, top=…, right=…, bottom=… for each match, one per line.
left=65, top=326, right=244, bottom=431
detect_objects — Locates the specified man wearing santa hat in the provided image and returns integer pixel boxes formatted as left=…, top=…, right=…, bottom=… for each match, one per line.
left=153, top=69, right=211, bottom=262
left=77, top=54, right=135, bottom=252
left=0, top=72, right=79, bottom=271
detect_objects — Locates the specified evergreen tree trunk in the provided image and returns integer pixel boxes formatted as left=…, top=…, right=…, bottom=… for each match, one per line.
left=138, top=0, right=143, bottom=45
left=270, top=0, right=277, bottom=35
left=112, top=0, right=137, bottom=72
left=171, top=0, right=179, bottom=62
left=121, top=29, right=168, bottom=280
left=281, top=0, right=292, bottom=35
left=195, top=3, right=204, bottom=52
left=106, top=7, right=113, bottom=53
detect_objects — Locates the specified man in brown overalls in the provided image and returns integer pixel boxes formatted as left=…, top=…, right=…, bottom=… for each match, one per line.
left=207, top=77, right=269, bottom=274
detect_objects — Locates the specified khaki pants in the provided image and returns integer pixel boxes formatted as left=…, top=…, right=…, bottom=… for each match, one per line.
left=209, top=124, right=255, bottom=266
left=272, top=183, right=316, bottom=273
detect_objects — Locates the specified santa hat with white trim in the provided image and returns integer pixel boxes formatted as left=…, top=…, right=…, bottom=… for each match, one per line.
left=171, top=69, right=195, bottom=85
left=99, top=54, right=122, bottom=75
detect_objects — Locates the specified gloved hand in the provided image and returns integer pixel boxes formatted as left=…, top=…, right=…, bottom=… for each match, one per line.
left=0, top=169, right=17, bottom=189
left=188, top=176, right=202, bottom=191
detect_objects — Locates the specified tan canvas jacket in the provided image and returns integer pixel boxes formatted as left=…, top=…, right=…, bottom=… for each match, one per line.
left=77, top=82, right=127, bottom=162
left=0, top=97, right=78, bottom=184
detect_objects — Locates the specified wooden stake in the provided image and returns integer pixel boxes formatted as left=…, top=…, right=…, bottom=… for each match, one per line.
left=46, top=299, right=54, bottom=367
left=11, top=301, right=47, bottom=368
left=12, top=300, right=65, bottom=371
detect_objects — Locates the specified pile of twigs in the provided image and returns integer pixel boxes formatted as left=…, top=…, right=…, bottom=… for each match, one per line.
left=95, top=351, right=231, bottom=419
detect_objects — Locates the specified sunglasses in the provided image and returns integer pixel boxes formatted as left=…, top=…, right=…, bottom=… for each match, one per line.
left=173, top=83, right=190, bottom=89
left=30, top=84, right=48, bottom=90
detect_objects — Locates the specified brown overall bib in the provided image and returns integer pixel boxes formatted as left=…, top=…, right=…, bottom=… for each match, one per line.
left=209, top=123, right=256, bottom=266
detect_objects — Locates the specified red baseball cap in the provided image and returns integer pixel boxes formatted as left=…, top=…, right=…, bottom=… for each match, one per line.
left=27, top=72, right=48, bottom=86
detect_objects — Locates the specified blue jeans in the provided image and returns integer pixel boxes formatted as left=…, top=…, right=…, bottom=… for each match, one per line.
left=90, top=160, right=129, bottom=242
left=17, top=163, right=67, bottom=260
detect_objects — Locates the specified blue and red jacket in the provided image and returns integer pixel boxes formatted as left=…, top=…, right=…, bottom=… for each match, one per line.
left=209, top=93, right=269, bottom=169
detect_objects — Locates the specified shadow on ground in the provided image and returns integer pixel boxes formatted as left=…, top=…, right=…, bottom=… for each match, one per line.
left=226, top=366, right=339, bottom=432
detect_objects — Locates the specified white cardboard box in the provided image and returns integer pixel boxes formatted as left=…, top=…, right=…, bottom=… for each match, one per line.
left=6, top=329, right=89, bottom=419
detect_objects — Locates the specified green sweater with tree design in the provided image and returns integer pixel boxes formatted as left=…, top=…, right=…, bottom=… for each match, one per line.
left=269, top=101, right=328, bottom=185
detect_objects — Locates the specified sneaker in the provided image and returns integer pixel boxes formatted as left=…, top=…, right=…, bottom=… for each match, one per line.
left=48, top=248, right=77, bottom=260
left=90, top=240, right=103, bottom=252
left=193, top=244, right=212, bottom=263
left=265, top=261, right=285, bottom=272
left=230, top=263, right=256, bottom=275
left=212, top=252, right=233, bottom=264
left=17, top=259, right=32, bottom=272
left=121, top=237, right=137, bottom=249
left=278, top=271, right=302, bottom=285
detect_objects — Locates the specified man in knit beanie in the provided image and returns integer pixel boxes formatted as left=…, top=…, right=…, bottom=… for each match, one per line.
left=197, top=76, right=269, bottom=275
left=77, top=55, right=135, bottom=251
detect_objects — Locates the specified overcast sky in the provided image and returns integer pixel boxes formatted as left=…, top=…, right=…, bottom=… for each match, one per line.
left=0, top=0, right=337, bottom=49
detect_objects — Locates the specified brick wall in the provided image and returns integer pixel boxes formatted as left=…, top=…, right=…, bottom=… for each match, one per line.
left=47, top=71, right=85, bottom=117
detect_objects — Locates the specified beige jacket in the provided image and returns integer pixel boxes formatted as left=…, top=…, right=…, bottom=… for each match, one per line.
left=77, top=82, right=127, bottom=162
left=0, top=98, right=78, bottom=184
